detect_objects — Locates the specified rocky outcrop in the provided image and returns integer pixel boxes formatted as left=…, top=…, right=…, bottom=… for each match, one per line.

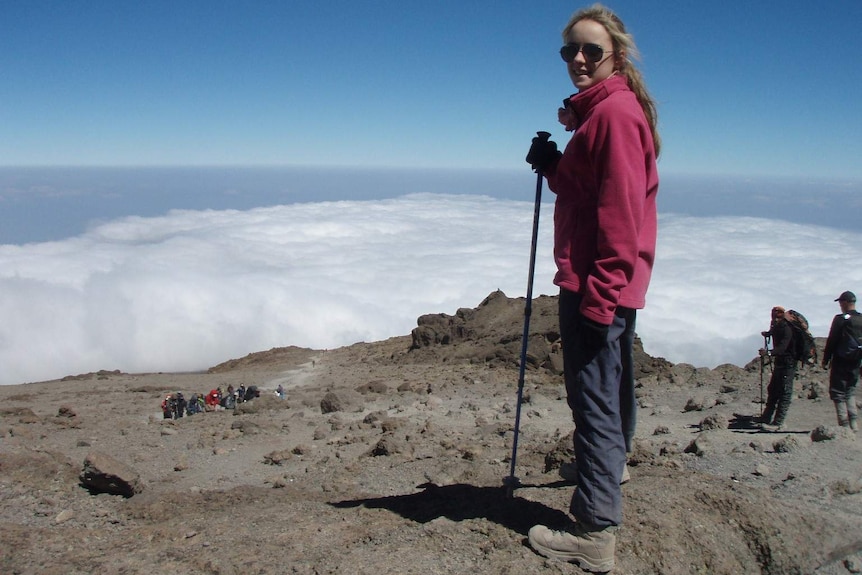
left=409, top=290, right=673, bottom=380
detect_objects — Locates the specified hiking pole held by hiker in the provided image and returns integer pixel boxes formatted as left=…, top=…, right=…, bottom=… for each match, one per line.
left=505, top=131, right=553, bottom=498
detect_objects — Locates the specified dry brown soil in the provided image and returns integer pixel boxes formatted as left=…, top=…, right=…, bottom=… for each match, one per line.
left=2, top=292, right=861, bottom=575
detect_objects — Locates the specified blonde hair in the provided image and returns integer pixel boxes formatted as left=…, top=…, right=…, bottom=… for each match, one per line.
left=563, top=4, right=661, bottom=157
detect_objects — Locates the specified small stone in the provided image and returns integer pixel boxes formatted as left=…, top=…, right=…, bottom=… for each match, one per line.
left=55, top=510, right=75, bottom=524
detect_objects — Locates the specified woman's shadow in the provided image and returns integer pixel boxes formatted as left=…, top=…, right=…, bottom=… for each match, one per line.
left=330, top=482, right=571, bottom=535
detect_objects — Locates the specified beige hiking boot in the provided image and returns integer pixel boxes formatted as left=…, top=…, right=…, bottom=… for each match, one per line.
left=528, top=523, right=616, bottom=572
left=559, top=461, right=630, bottom=484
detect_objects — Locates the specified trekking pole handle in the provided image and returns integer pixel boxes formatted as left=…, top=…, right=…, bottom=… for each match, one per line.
left=534, top=131, right=552, bottom=162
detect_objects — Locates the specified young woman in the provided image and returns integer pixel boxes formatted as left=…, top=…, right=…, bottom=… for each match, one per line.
left=525, top=4, right=660, bottom=571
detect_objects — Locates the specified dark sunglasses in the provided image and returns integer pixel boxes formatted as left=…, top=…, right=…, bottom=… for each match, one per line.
left=560, top=42, right=609, bottom=63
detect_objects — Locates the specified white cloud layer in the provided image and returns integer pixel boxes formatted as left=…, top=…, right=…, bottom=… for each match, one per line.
left=1, top=194, right=860, bottom=386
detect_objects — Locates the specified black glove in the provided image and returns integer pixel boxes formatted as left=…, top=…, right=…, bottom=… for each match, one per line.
left=526, top=135, right=561, bottom=172
left=580, top=317, right=609, bottom=351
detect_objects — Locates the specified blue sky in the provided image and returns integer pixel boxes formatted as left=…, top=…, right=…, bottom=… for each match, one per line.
left=2, top=2, right=862, bottom=385
left=2, top=1, right=861, bottom=179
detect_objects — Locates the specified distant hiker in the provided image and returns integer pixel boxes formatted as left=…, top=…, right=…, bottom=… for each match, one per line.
left=757, top=306, right=796, bottom=431
left=161, top=394, right=174, bottom=419
left=186, top=393, right=202, bottom=415
left=277, top=384, right=285, bottom=399
left=174, top=392, right=186, bottom=419
left=205, top=388, right=221, bottom=411
left=221, top=385, right=236, bottom=409
left=237, top=384, right=246, bottom=402
left=523, top=5, right=660, bottom=572
left=822, top=291, right=862, bottom=430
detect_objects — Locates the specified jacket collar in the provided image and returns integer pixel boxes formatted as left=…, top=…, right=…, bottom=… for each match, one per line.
left=566, top=74, right=629, bottom=128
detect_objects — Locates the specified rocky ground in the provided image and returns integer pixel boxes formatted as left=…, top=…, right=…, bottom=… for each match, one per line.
left=1, top=290, right=861, bottom=575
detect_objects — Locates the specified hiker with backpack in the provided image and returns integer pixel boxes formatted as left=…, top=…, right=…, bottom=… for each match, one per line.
left=822, top=291, right=862, bottom=431
left=758, top=306, right=797, bottom=431
left=161, top=394, right=175, bottom=419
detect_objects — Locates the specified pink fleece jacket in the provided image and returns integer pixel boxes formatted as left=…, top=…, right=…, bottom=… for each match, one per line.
left=545, top=74, right=659, bottom=325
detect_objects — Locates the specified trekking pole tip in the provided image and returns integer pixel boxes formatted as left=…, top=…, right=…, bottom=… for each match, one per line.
left=503, top=475, right=521, bottom=498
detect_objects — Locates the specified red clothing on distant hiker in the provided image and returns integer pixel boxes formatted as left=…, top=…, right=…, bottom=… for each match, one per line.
left=205, top=389, right=221, bottom=407
left=545, top=74, right=658, bottom=325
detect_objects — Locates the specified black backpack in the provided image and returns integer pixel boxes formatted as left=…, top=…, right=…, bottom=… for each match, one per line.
left=785, top=309, right=817, bottom=366
left=835, top=312, right=862, bottom=363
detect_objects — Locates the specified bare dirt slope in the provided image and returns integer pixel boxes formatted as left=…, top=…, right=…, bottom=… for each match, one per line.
left=2, top=291, right=861, bottom=575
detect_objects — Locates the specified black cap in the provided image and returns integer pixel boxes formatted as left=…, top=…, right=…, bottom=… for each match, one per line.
left=835, top=290, right=856, bottom=303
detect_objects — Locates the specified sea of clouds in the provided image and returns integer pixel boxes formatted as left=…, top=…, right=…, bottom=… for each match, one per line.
left=1, top=191, right=860, bottom=386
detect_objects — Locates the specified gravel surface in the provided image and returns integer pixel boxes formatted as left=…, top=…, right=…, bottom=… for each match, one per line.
left=2, top=292, right=860, bottom=574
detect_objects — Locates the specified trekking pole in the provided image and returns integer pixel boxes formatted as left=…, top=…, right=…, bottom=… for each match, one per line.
left=760, top=355, right=763, bottom=419
left=759, top=334, right=768, bottom=418
left=505, top=131, right=550, bottom=498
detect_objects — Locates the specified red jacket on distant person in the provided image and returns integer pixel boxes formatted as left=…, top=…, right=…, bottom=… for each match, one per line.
left=545, top=74, right=658, bottom=325
left=205, top=389, right=221, bottom=407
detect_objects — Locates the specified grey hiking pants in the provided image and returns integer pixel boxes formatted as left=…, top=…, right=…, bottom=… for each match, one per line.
left=829, top=359, right=860, bottom=424
left=560, top=289, right=636, bottom=528
left=762, top=357, right=796, bottom=426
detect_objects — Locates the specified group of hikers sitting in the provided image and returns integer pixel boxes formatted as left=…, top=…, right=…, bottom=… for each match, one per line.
left=161, top=384, right=261, bottom=419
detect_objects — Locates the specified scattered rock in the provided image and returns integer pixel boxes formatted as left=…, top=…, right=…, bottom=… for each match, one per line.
left=356, top=381, right=388, bottom=394
left=684, top=396, right=714, bottom=412
left=807, top=381, right=826, bottom=400
left=699, top=414, right=728, bottom=431
left=830, top=479, right=862, bottom=496
left=773, top=435, right=801, bottom=453
left=264, top=450, right=293, bottom=465
left=543, top=434, right=573, bottom=473
left=811, top=425, right=837, bottom=442
left=54, top=509, right=75, bottom=523
left=367, top=436, right=412, bottom=457
left=321, top=392, right=344, bottom=414
left=230, top=420, right=262, bottom=435
left=362, top=411, right=387, bottom=425
left=684, top=434, right=713, bottom=457
left=57, top=405, right=77, bottom=418
left=79, top=451, right=144, bottom=498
